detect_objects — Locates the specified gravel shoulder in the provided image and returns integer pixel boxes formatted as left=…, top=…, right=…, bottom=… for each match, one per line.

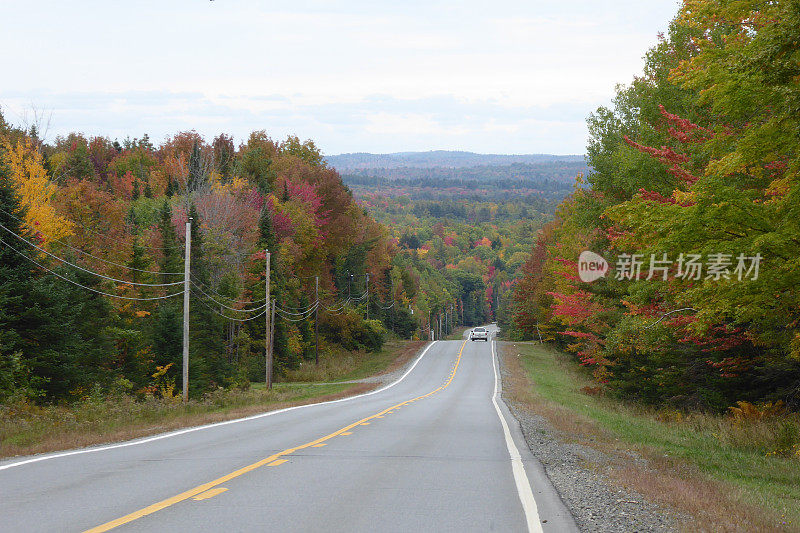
left=499, top=349, right=685, bottom=533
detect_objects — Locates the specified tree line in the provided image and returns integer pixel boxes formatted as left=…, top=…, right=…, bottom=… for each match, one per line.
left=509, top=0, right=800, bottom=411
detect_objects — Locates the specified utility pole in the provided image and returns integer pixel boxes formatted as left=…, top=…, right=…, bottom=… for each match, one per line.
left=267, top=300, right=276, bottom=388
left=365, top=273, right=370, bottom=321
left=265, top=250, right=272, bottom=388
left=315, top=275, right=319, bottom=365
left=390, top=278, right=395, bottom=334
left=182, top=218, right=192, bottom=403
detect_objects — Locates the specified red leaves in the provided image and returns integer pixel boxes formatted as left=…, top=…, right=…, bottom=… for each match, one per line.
left=658, top=105, right=713, bottom=142
left=623, top=106, right=712, bottom=186
left=705, top=357, right=750, bottom=378
left=604, top=225, right=632, bottom=244
left=623, top=134, right=700, bottom=184
left=264, top=196, right=296, bottom=239
left=637, top=188, right=695, bottom=207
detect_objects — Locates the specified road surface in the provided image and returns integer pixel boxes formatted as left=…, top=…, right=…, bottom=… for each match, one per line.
left=0, top=329, right=576, bottom=532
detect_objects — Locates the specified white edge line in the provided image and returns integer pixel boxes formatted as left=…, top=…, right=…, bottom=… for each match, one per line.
left=490, top=334, right=544, bottom=533
left=0, top=341, right=439, bottom=471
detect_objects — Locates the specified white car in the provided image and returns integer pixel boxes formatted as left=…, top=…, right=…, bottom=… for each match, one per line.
left=470, top=327, right=489, bottom=341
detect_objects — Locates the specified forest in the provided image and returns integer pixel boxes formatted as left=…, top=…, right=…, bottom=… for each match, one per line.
left=509, top=0, right=800, bottom=412
left=348, top=182, right=555, bottom=335
left=0, top=115, right=470, bottom=404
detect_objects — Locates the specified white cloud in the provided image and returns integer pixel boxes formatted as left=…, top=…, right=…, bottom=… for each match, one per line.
left=0, top=0, right=680, bottom=154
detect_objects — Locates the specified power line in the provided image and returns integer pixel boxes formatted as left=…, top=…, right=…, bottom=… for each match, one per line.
left=0, top=239, right=185, bottom=301
left=189, top=281, right=269, bottom=313
left=190, top=288, right=269, bottom=322
left=0, top=222, right=184, bottom=287
left=0, top=205, right=184, bottom=275
left=276, top=301, right=318, bottom=321
left=276, top=301, right=318, bottom=316
left=191, top=279, right=267, bottom=304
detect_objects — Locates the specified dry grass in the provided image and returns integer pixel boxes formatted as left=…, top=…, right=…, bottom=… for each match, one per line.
left=1, top=340, right=426, bottom=460
left=0, top=383, right=370, bottom=459
left=500, top=342, right=799, bottom=533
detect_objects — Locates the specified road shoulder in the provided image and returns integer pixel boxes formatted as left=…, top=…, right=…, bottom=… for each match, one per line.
left=498, top=341, right=684, bottom=533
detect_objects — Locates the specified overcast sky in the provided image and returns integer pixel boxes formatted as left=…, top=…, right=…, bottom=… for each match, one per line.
left=0, top=0, right=679, bottom=155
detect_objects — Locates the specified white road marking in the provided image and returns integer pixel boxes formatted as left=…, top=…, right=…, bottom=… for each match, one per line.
left=0, top=342, right=439, bottom=471
left=490, top=334, right=544, bottom=533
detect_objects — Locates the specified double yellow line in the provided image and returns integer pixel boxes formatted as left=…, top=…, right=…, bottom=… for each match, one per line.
left=86, top=339, right=467, bottom=532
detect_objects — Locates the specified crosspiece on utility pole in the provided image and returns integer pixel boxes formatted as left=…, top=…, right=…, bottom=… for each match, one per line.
left=182, top=218, right=192, bottom=403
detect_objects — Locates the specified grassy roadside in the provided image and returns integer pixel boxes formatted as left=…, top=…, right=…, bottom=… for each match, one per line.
left=501, top=341, right=800, bottom=533
left=0, top=339, right=425, bottom=460
left=445, top=327, right=468, bottom=341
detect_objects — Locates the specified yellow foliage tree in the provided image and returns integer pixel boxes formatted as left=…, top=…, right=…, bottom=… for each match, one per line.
left=1, top=137, right=73, bottom=245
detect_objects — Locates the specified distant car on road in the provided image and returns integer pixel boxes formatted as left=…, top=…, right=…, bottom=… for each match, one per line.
left=470, top=327, right=489, bottom=342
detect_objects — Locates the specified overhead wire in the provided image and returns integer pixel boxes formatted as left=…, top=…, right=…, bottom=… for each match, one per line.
left=0, top=211, right=405, bottom=323
left=0, top=239, right=185, bottom=301
left=189, top=280, right=269, bottom=312
left=190, top=288, right=268, bottom=322
left=0, top=222, right=185, bottom=287
left=191, top=279, right=267, bottom=305
left=0, top=207, right=185, bottom=275
left=276, top=301, right=318, bottom=317
left=276, top=302, right=318, bottom=322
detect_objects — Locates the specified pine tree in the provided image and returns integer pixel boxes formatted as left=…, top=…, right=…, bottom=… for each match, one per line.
left=0, top=157, right=40, bottom=370
left=187, top=140, right=204, bottom=192
left=0, top=156, right=113, bottom=400
left=157, top=200, right=183, bottom=283
left=187, top=204, right=228, bottom=393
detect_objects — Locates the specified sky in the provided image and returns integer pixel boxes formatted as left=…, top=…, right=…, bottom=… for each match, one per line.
left=0, top=0, right=679, bottom=155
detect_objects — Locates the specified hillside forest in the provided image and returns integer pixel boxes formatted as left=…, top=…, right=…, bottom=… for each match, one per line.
left=510, top=0, right=800, bottom=411
left=0, top=118, right=478, bottom=403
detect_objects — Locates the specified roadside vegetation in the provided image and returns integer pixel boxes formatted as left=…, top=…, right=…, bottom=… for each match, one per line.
left=503, top=341, right=800, bottom=532
left=1, top=339, right=423, bottom=459
left=509, top=0, right=800, bottom=411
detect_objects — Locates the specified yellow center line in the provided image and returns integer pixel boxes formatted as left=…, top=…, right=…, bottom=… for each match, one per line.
left=192, top=488, right=227, bottom=501
left=84, top=339, right=467, bottom=533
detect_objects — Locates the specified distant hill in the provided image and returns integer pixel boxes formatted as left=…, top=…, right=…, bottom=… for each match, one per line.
left=325, top=151, right=585, bottom=171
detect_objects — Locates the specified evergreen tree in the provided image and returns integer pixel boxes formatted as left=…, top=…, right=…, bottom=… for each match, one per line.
left=187, top=204, right=228, bottom=393
left=157, top=200, right=183, bottom=283
left=0, top=157, right=113, bottom=400
left=187, top=140, right=204, bottom=192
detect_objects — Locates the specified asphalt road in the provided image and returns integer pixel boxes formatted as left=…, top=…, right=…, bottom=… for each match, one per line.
left=0, top=328, right=576, bottom=532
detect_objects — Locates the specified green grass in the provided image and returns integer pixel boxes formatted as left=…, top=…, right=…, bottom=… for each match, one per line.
left=278, top=339, right=424, bottom=383
left=444, top=327, right=468, bottom=341
left=509, top=342, right=800, bottom=529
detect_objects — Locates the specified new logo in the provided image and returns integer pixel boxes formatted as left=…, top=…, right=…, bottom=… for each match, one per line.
left=578, top=251, right=609, bottom=283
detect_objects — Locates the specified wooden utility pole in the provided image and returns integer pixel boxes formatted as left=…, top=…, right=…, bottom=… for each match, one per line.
left=314, top=276, right=319, bottom=365
left=182, top=218, right=192, bottom=403
left=269, top=298, right=276, bottom=384
left=365, top=273, right=370, bottom=320
left=265, top=250, right=272, bottom=388
left=390, top=278, right=395, bottom=334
